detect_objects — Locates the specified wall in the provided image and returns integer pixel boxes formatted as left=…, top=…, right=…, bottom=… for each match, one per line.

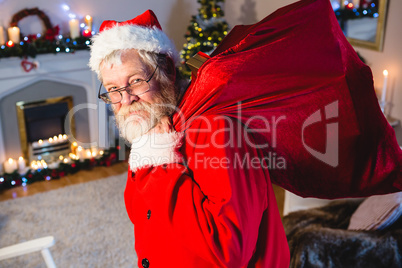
left=0, top=0, right=199, bottom=56
left=1, top=0, right=400, bottom=122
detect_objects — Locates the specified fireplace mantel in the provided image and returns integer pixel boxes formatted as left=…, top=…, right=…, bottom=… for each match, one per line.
left=0, top=51, right=106, bottom=165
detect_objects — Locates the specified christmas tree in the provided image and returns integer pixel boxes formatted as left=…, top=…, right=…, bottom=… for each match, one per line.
left=179, top=0, right=230, bottom=79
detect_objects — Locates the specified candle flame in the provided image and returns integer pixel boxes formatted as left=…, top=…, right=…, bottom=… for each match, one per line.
left=383, top=70, right=388, bottom=76
left=19, top=156, right=23, bottom=161
left=8, top=158, right=13, bottom=163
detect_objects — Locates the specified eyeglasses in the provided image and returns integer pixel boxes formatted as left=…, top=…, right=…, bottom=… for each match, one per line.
left=98, top=65, right=159, bottom=104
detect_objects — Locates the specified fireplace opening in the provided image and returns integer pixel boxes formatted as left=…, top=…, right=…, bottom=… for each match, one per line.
left=16, top=96, right=76, bottom=163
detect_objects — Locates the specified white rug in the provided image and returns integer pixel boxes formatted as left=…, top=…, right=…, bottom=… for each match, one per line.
left=0, top=172, right=137, bottom=268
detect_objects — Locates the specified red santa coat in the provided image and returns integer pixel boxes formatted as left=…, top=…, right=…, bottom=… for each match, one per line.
left=125, top=116, right=289, bottom=267
left=125, top=0, right=401, bottom=267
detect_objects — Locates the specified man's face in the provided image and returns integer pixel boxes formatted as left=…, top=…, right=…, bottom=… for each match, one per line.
left=100, top=49, right=169, bottom=143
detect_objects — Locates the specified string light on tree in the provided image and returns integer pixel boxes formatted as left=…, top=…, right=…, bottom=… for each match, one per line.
left=180, top=0, right=229, bottom=79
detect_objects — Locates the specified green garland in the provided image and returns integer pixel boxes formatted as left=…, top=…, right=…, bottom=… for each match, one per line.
left=0, top=36, right=91, bottom=59
left=1, top=7, right=91, bottom=59
left=0, top=147, right=121, bottom=191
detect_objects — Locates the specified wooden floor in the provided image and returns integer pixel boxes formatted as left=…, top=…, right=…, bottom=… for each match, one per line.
left=0, top=161, right=129, bottom=202
left=0, top=160, right=285, bottom=217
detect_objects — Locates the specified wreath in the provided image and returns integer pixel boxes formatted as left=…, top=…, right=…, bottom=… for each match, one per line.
left=9, top=7, right=59, bottom=42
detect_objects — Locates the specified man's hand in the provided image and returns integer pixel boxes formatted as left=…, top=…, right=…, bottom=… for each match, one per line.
left=148, top=116, right=174, bottom=135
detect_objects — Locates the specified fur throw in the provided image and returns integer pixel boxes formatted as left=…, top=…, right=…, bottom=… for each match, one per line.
left=282, top=199, right=402, bottom=268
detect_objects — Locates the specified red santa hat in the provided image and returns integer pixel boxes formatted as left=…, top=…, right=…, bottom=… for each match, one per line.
left=88, top=10, right=179, bottom=77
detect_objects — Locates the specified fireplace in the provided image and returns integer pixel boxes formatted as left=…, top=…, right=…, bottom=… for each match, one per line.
left=0, top=50, right=107, bottom=168
left=16, top=96, right=76, bottom=163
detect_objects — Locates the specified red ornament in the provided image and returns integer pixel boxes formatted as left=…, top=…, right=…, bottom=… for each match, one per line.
left=71, top=163, right=76, bottom=168
left=6, top=41, right=14, bottom=47
left=82, top=29, right=92, bottom=38
left=21, top=59, right=38, bottom=72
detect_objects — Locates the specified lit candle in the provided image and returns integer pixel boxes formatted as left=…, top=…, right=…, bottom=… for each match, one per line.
left=69, top=19, right=80, bottom=39
left=352, top=0, right=359, bottom=8
left=85, top=149, right=92, bottom=159
left=31, top=161, right=38, bottom=170
left=8, top=26, right=20, bottom=43
left=48, top=161, right=60, bottom=169
left=381, top=70, right=388, bottom=103
left=0, top=26, right=5, bottom=46
left=18, top=156, right=26, bottom=171
left=91, top=147, right=98, bottom=157
left=85, top=15, right=93, bottom=32
left=4, top=158, right=18, bottom=173
left=49, top=137, right=53, bottom=143
left=76, top=146, right=84, bottom=159
left=71, top=142, right=78, bottom=154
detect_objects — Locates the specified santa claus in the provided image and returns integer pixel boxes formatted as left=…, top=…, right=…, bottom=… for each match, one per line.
left=89, top=0, right=401, bottom=267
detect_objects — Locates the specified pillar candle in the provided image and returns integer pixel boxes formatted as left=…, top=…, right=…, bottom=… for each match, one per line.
left=85, top=15, right=93, bottom=32
left=85, top=149, right=92, bottom=159
left=69, top=19, right=80, bottom=39
left=381, top=70, right=388, bottom=103
left=76, top=146, right=84, bottom=159
left=352, top=0, right=359, bottom=8
left=18, top=156, right=26, bottom=171
left=4, top=158, right=18, bottom=173
left=0, top=26, right=5, bottom=45
left=8, top=26, right=20, bottom=43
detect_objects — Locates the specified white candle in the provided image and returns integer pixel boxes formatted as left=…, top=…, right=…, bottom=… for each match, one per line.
left=91, top=147, right=98, bottom=157
left=4, top=158, right=18, bottom=173
left=18, top=156, right=26, bottom=171
left=69, top=19, right=80, bottom=39
left=48, top=161, right=60, bottom=169
left=381, top=70, right=388, bottom=103
left=76, top=146, right=84, bottom=159
left=0, top=26, right=5, bottom=45
left=8, top=26, right=20, bottom=43
left=85, top=149, right=92, bottom=159
left=85, top=15, right=93, bottom=32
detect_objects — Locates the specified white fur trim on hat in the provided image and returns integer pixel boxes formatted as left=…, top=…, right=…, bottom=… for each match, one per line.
left=89, top=25, right=180, bottom=77
left=129, top=131, right=184, bottom=172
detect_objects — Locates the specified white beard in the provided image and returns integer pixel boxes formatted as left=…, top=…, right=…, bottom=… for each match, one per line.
left=114, top=101, right=162, bottom=143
